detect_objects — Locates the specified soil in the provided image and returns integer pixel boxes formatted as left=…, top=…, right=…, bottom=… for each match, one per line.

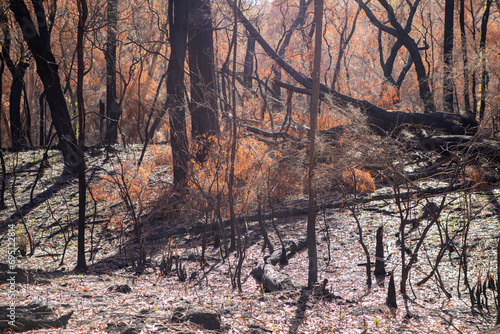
left=0, top=145, right=499, bottom=333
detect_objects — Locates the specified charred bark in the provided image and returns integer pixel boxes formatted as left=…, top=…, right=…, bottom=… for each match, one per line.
left=478, top=0, right=492, bottom=121
left=243, top=31, right=255, bottom=90
left=443, top=0, right=455, bottom=114
left=1, top=14, right=29, bottom=150
left=9, top=0, right=82, bottom=173
left=105, top=0, right=119, bottom=144
left=167, top=0, right=190, bottom=187
left=188, top=0, right=220, bottom=162
left=459, top=0, right=472, bottom=116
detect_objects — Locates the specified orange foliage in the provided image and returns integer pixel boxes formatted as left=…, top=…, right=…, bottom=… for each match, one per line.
left=342, top=168, right=376, bottom=194
left=187, top=134, right=305, bottom=217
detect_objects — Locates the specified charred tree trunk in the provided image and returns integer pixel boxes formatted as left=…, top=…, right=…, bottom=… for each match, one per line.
left=243, top=31, right=255, bottom=90
left=459, top=0, right=472, bottom=116
left=478, top=0, right=492, bottom=121
left=75, top=0, right=88, bottom=271
left=443, top=0, right=455, bottom=114
left=9, top=0, right=82, bottom=173
left=105, top=0, right=119, bottom=144
left=167, top=0, right=190, bottom=188
left=2, top=16, right=29, bottom=150
left=374, top=226, right=386, bottom=277
left=307, top=0, right=323, bottom=289
left=188, top=0, right=220, bottom=163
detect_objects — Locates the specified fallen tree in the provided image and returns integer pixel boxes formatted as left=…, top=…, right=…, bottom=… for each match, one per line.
left=226, top=0, right=479, bottom=137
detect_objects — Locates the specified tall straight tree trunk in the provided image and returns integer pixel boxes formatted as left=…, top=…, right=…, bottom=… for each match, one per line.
left=7, top=63, right=29, bottom=149
left=188, top=0, right=220, bottom=162
left=9, top=0, right=82, bottom=173
left=75, top=0, right=88, bottom=271
left=478, top=0, right=492, bottom=121
left=167, top=0, right=190, bottom=188
left=105, top=0, right=119, bottom=144
left=443, top=0, right=455, bottom=113
left=307, top=0, right=323, bottom=289
left=459, top=0, right=472, bottom=116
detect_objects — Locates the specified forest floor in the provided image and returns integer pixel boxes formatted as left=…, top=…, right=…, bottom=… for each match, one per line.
left=1, top=145, right=500, bottom=333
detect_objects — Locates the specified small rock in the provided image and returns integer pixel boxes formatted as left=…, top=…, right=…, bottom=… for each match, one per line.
left=107, top=284, right=132, bottom=293
left=171, top=304, right=221, bottom=330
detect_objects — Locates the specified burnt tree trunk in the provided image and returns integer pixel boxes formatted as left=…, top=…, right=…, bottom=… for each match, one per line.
left=9, top=0, right=82, bottom=173
left=443, top=0, right=455, bottom=114
left=374, top=226, right=386, bottom=277
left=167, top=0, right=190, bottom=187
left=243, top=31, right=255, bottom=90
left=75, top=0, right=88, bottom=271
left=478, top=0, right=492, bottom=121
left=105, top=0, right=119, bottom=144
left=307, top=0, right=323, bottom=289
left=459, top=0, right=472, bottom=116
left=188, top=0, right=220, bottom=163
left=2, top=15, right=29, bottom=150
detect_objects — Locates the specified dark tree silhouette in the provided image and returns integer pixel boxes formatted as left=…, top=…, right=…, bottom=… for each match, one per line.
left=1, top=14, right=30, bottom=150
left=9, top=0, right=82, bottom=173
left=105, top=0, right=119, bottom=144
left=188, top=0, right=220, bottom=162
left=358, top=0, right=436, bottom=113
left=443, top=0, right=455, bottom=113
left=166, top=0, right=190, bottom=187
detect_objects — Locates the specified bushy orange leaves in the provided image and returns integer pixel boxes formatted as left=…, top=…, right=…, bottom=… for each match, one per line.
left=89, top=146, right=172, bottom=226
left=342, top=168, right=376, bottom=194
left=378, top=84, right=400, bottom=110
left=187, top=134, right=305, bottom=216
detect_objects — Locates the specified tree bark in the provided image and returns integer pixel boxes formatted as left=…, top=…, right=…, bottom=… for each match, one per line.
left=75, top=0, right=88, bottom=271
left=188, top=0, right=220, bottom=163
left=307, top=0, right=323, bottom=289
left=478, top=0, right=492, bottom=121
left=9, top=0, right=82, bottom=173
left=105, top=0, right=119, bottom=144
left=443, top=0, right=455, bottom=114
left=167, top=0, right=190, bottom=187
left=1, top=16, right=29, bottom=150
left=459, top=0, right=472, bottom=116
left=243, top=31, right=255, bottom=90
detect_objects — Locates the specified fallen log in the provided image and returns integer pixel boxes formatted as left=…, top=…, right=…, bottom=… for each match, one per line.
left=418, top=135, right=500, bottom=164
left=251, top=263, right=301, bottom=292
left=274, top=80, right=478, bottom=136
